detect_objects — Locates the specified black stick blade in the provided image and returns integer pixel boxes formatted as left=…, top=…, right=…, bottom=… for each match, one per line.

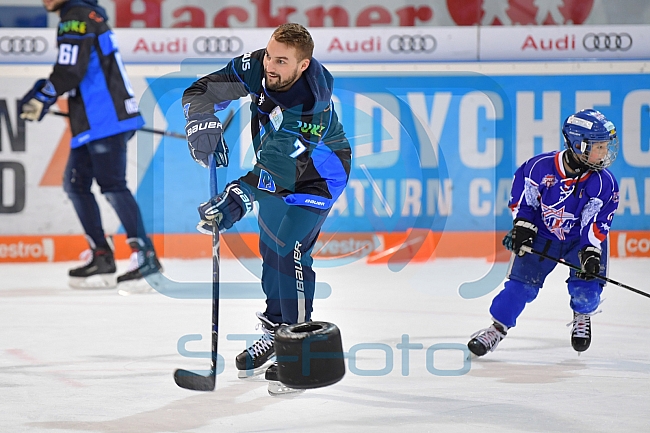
left=174, top=368, right=215, bottom=391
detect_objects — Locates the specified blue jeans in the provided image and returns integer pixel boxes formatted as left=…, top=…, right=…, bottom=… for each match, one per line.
left=489, top=235, right=607, bottom=328
left=257, top=192, right=329, bottom=325
left=63, top=132, right=150, bottom=250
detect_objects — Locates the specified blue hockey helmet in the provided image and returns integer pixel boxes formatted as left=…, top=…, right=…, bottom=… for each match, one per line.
left=562, top=109, right=618, bottom=170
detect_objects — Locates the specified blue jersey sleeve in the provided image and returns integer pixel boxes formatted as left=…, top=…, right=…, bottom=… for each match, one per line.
left=508, top=159, right=541, bottom=223
left=580, top=169, right=619, bottom=251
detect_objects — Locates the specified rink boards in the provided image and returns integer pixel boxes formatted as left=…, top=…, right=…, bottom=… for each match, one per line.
left=1, top=61, right=650, bottom=261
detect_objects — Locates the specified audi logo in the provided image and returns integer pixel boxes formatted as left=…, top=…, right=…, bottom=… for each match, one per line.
left=0, top=36, right=48, bottom=55
left=387, top=35, right=436, bottom=54
left=583, top=33, right=632, bottom=52
left=193, top=36, right=243, bottom=55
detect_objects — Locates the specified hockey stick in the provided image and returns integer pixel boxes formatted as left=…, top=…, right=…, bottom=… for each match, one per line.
left=49, top=110, right=187, bottom=139
left=520, top=245, right=650, bottom=299
left=173, top=109, right=234, bottom=391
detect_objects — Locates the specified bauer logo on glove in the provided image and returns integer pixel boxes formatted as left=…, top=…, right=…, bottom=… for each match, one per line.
left=198, top=181, right=254, bottom=232
left=185, top=114, right=229, bottom=169
left=186, top=120, right=222, bottom=137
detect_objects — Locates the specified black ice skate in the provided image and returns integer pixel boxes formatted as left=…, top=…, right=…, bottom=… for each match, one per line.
left=569, top=311, right=592, bottom=352
left=116, top=238, right=163, bottom=295
left=68, top=247, right=117, bottom=289
left=467, top=322, right=508, bottom=357
left=236, top=312, right=278, bottom=378
left=265, top=362, right=305, bottom=397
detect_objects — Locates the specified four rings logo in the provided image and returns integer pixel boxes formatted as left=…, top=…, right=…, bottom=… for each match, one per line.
left=193, top=36, right=243, bottom=55
left=388, top=34, right=436, bottom=54
left=0, top=36, right=48, bottom=55
left=583, top=32, right=632, bottom=52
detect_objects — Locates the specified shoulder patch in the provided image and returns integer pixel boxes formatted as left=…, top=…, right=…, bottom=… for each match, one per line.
left=88, top=11, right=104, bottom=23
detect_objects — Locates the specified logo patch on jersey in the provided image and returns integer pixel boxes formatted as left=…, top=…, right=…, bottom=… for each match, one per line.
left=258, top=169, right=276, bottom=193
left=613, top=191, right=619, bottom=203
left=542, top=174, right=556, bottom=188
left=269, top=106, right=283, bottom=131
left=58, top=20, right=87, bottom=35
left=296, top=121, right=326, bottom=137
left=124, top=98, right=139, bottom=114
left=258, top=93, right=265, bottom=106
left=541, top=204, right=576, bottom=240
left=88, top=11, right=104, bottom=23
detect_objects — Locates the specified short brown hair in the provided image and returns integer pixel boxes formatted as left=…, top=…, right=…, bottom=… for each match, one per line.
left=271, top=23, right=314, bottom=61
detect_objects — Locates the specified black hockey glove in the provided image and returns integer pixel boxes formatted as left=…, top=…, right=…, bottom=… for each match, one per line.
left=19, top=79, right=57, bottom=121
left=577, top=246, right=601, bottom=281
left=185, top=114, right=229, bottom=168
left=198, top=181, right=254, bottom=232
left=503, top=218, right=538, bottom=257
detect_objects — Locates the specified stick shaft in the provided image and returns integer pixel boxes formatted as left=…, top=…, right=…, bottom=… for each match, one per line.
left=205, top=109, right=234, bottom=379
left=521, top=245, right=650, bottom=299
left=49, top=110, right=186, bottom=139
left=209, top=155, right=220, bottom=379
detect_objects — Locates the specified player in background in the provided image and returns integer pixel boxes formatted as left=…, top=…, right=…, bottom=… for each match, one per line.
left=182, top=23, right=351, bottom=382
left=468, top=109, right=619, bottom=356
left=18, top=0, right=162, bottom=290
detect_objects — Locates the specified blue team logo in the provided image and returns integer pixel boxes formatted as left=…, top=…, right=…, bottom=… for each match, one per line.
left=258, top=169, right=276, bottom=193
left=542, top=174, right=557, bottom=188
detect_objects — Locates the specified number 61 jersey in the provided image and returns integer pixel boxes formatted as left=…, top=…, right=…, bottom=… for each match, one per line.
left=509, top=150, right=619, bottom=251
left=47, top=2, right=144, bottom=148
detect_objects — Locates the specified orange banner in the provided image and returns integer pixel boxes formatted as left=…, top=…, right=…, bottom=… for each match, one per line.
left=2, top=231, right=647, bottom=263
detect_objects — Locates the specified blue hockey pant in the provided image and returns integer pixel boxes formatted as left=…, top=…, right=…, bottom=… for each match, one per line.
left=490, top=235, right=607, bottom=328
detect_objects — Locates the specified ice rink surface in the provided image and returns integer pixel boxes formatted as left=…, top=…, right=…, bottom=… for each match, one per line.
left=1, top=255, right=649, bottom=433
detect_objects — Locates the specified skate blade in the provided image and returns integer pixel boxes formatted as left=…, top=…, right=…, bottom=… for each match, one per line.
left=117, top=273, right=164, bottom=296
left=267, top=381, right=305, bottom=397
left=69, top=275, right=116, bottom=290
left=117, top=280, right=156, bottom=296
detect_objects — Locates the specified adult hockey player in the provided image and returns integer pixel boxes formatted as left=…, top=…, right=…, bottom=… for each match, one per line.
left=18, top=0, right=162, bottom=290
left=182, top=23, right=351, bottom=384
left=468, top=109, right=619, bottom=356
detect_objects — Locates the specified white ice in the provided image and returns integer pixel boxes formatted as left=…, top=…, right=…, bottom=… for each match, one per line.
left=1, top=256, right=649, bottom=432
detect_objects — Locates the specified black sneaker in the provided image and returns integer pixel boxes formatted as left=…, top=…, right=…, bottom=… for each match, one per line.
left=116, top=238, right=162, bottom=285
left=236, top=312, right=278, bottom=377
left=569, top=312, right=592, bottom=352
left=68, top=248, right=116, bottom=289
left=467, top=322, right=508, bottom=357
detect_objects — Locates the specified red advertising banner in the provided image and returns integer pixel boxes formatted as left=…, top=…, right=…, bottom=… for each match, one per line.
left=103, top=0, right=601, bottom=28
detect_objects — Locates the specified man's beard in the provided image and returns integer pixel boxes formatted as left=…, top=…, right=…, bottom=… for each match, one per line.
left=265, top=69, right=299, bottom=92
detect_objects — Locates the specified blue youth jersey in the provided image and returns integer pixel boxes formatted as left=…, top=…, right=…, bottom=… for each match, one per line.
left=509, top=150, right=619, bottom=251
